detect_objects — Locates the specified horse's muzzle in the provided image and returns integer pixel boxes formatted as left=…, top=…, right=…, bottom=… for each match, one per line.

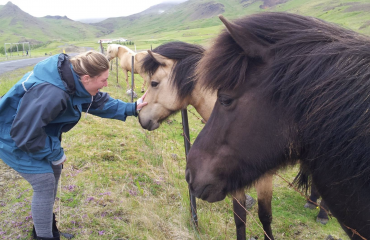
left=138, top=116, right=160, bottom=131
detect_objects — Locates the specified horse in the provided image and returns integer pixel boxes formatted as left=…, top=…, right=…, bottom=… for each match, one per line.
left=138, top=41, right=328, bottom=240
left=185, top=12, right=370, bottom=240
left=106, top=44, right=148, bottom=93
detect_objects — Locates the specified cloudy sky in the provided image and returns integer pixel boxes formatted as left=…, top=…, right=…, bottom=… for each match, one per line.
left=0, top=0, right=187, bottom=20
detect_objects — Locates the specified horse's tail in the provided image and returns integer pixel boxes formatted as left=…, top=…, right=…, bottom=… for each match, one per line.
left=293, top=167, right=311, bottom=195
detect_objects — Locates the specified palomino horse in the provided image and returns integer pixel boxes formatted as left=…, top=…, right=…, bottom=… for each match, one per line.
left=106, top=44, right=148, bottom=93
left=186, top=13, right=370, bottom=240
left=138, top=41, right=327, bottom=240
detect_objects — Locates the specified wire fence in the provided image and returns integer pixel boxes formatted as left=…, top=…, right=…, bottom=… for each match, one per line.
left=105, top=58, right=356, bottom=239
left=176, top=106, right=366, bottom=240
left=0, top=54, right=359, bottom=239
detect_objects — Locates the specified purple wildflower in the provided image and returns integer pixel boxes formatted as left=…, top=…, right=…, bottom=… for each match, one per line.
left=98, top=230, right=105, bottom=235
left=99, top=192, right=111, bottom=196
left=86, top=197, right=94, bottom=202
left=129, top=190, right=137, bottom=196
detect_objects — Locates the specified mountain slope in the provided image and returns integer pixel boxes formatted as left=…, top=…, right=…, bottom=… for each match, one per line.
left=95, top=0, right=370, bottom=40
left=0, top=1, right=109, bottom=43
left=0, top=0, right=369, bottom=45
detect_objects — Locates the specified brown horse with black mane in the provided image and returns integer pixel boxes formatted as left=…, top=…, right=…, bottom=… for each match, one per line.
left=138, top=41, right=328, bottom=240
left=186, top=12, right=370, bottom=239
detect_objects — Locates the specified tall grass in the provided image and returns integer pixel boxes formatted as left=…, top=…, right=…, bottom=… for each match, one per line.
left=0, top=64, right=349, bottom=239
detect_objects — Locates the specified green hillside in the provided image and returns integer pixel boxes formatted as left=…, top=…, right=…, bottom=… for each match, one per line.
left=274, top=0, right=370, bottom=34
left=94, top=0, right=370, bottom=46
left=0, top=2, right=108, bottom=44
left=39, top=17, right=110, bottom=42
left=0, top=0, right=369, bottom=50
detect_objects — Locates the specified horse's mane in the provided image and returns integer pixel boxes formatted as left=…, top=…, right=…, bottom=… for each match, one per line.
left=141, top=41, right=205, bottom=100
left=108, top=44, right=135, bottom=54
left=199, top=12, right=370, bottom=190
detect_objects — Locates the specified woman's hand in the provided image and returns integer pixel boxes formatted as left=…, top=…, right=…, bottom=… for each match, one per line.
left=136, top=91, right=148, bottom=111
left=58, top=157, right=66, bottom=165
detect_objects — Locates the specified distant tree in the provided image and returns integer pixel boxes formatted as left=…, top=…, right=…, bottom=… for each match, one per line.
left=0, top=46, right=4, bottom=55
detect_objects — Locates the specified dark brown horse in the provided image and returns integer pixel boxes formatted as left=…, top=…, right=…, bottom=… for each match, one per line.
left=186, top=12, right=370, bottom=240
left=138, top=41, right=328, bottom=239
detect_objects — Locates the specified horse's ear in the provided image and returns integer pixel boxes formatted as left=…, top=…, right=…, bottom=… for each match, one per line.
left=219, top=15, right=267, bottom=58
left=148, top=50, right=170, bottom=66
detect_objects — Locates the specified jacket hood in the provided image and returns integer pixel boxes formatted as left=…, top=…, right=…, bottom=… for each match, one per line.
left=33, top=54, right=91, bottom=99
left=71, top=67, right=92, bottom=99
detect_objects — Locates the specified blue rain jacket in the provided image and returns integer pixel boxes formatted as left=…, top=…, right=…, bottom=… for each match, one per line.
left=0, top=53, right=137, bottom=173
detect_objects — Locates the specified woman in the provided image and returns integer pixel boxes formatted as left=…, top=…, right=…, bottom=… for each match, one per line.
left=0, top=50, right=147, bottom=240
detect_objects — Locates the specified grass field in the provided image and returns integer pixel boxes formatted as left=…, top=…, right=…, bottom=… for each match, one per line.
left=1, top=1, right=369, bottom=238
left=0, top=63, right=350, bottom=239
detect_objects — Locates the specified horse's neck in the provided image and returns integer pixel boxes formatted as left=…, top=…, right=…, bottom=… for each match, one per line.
left=117, top=47, right=133, bottom=59
left=189, top=83, right=216, bottom=122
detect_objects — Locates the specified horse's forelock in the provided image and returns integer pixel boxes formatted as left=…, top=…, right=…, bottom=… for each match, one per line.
left=142, top=41, right=205, bottom=100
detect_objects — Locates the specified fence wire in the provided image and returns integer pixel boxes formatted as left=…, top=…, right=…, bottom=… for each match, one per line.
left=178, top=107, right=361, bottom=240
left=0, top=63, right=360, bottom=240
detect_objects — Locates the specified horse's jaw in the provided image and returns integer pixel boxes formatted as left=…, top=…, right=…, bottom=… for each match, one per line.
left=138, top=116, right=160, bottom=131
left=188, top=180, right=227, bottom=203
left=185, top=149, right=229, bottom=203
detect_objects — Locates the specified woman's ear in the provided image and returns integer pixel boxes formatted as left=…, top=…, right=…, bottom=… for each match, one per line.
left=81, top=75, right=90, bottom=83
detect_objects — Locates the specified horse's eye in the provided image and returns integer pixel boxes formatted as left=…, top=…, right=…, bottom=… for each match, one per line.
left=218, top=96, right=233, bottom=106
left=151, top=81, right=159, bottom=88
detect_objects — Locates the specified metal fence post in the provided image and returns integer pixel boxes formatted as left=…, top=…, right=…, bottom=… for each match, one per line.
left=116, top=58, right=118, bottom=83
left=99, top=40, right=104, bottom=54
left=131, top=56, right=134, bottom=102
left=181, top=108, right=198, bottom=227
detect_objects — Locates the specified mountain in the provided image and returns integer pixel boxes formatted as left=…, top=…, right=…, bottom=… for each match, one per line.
left=92, top=2, right=180, bottom=32
left=94, top=0, right=370, bottom=39
left=0, top=1, right=48, bottom=43
left=0, top=1, right=109, bottom=43
left=0, top=0, right=369, bottom=45
left=76, top=18, right=108, bottom=24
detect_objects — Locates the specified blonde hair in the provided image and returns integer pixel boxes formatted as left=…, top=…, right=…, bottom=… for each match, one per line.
left=70, top=50, right=109, bottom=77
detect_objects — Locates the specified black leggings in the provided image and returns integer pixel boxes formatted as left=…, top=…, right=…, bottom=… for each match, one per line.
left=19, top=165, right=62, bottom=238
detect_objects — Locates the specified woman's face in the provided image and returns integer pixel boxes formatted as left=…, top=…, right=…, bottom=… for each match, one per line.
left=81, top=69, right=109, bottom=96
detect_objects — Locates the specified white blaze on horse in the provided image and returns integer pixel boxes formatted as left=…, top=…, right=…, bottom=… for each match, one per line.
left=106, top=44, right=148, bottom=93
